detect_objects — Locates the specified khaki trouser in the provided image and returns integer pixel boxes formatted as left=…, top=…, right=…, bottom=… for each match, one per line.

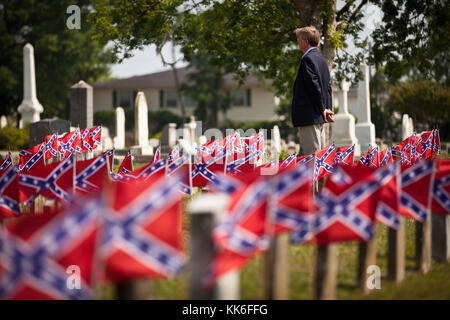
left=298, top=124, right=326, bottom=193
left=298, top=123, right=325, bottom=156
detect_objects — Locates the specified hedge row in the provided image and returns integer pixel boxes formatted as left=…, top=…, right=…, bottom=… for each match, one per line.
left=0, top=125, right=29, bottom=151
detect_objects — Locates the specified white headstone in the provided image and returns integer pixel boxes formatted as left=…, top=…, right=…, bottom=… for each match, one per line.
left=272, top=125, right=282, bottom=155
left=188, top=116, right=197, bottom=146
left=113, top=107, right=125, bottom=149
left=409, top=117, right=414, bottom=137
left=168, top=123, right=177, bottom=148
left=18, top=43, right=43, bottom=128
left=0, top=116, right=7, bottom=128
left=331, top=80, right=361, bottom=156
left=355, top=63, right=376, bottom=152
left=133, top=92, right=152, bottom=155
left=101, top=127, right=114, bottom=151
left=401, top=114, right=410, bottom=140
left=199, top=135, right=207, bottom=145
left=149, top=138, right=160, bottom=148
left=183, top=124, right=191, bottom=146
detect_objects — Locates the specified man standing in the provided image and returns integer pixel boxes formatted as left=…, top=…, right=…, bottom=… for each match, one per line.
left=291, top=26, right=334, bottom=156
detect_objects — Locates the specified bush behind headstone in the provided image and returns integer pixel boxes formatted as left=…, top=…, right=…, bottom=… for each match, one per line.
left=0, top=125, right=29, bottom=151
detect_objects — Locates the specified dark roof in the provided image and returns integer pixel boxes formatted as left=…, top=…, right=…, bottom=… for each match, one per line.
left=93, top=67, right=271, bottom=89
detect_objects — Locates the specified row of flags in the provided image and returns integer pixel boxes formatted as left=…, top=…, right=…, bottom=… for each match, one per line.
left=205, top=156, right=449, bottom=282
left=19, top=126, right=102, bottom=171
left=359, top=129, right=440, bottom=168
left=0, top=149, right=114, bottom=217
left=114, top=131, right=265, bottom=189
left=0, top=171, right=185, bottom=299
left=0, top=128, right=447, bottom=298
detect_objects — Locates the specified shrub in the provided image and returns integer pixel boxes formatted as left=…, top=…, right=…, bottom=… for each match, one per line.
left=386, top=80, right=450, bottom=140
left=0, top=125, right=29, bottom=150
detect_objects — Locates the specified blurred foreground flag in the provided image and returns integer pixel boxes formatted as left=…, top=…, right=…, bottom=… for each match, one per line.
left=99, top=171, right=186, bottom=282
left=206, top=172, right=270, bottom=285
left=310, top=164, right=386, bottom=245
left=0, top=196, right=102, bottom=299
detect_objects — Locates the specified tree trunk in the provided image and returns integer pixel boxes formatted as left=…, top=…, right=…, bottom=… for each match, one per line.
left=292, top=0, right=337, bottom=146
left=172, top=66, right=187, bottom=120
left=291, top=0, right=337, bottom=72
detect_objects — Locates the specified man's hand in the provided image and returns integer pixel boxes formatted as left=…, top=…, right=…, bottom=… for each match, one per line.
left=322, top=109, right=335, bottom=123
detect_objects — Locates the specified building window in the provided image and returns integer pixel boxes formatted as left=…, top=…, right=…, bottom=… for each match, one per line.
left=112, top=90, right=136, bottom=109
left=184, top=94, right=197, bottom=108
left=159, top=90, right=197, bottom=108
left=159, top=90, right=178, bottom=108
left=232, top=89, right=251, bottom=107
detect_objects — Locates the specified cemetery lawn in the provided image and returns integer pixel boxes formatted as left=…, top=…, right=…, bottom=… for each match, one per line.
left=99, top=212, right=450, bottom=300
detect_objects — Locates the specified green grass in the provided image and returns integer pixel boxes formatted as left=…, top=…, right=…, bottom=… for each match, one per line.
left=101, top=215, right=449, bottom=300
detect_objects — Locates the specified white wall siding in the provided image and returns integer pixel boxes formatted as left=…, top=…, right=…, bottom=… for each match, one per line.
left=93, top=89, right=113, bottom=111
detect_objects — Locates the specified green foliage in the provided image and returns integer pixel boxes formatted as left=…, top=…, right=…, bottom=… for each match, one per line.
left=180, top=54, right=233, bottom=128
left=0, top=1, right=113, bottom=119
left=385, top=80, right=450, bottom=138
left=370, top=0, right=450, bottom=85
left=150, top=110, right=185, bottom=133
left=0, top=125, right=29, bottom=150
left=275, top=98, right=298, bottom=141
left=371, top=100, right=401, bottom=144
left=88, top=0, right=183, bottom=62
left=327, top=23, right=347, bottom=49
left=179, top=0, right=300, bottom=98
left=89, top=0, right=371, bottom=99
left=93, top=109, right=184, bottom=136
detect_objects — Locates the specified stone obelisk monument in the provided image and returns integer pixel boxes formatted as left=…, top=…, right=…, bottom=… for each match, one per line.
left=331, top=80, right=361, bottom=156
left=354, top=63, right=376, bottom=152
left=18, top=43, right=43, bottom=128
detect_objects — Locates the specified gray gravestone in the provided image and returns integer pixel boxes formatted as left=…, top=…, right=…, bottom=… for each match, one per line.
left=29, top=118, right=70, bottom=147
left=161, top=123, right=177, bottom=154
left=70, top=80, right=93, bottom=129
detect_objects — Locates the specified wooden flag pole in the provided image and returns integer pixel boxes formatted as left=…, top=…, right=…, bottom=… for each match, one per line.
left=187, top=193, right=237, bottom=299
left=387, top=217, right=406, bottom=282
left=357, top=233, right=377, bottom=294
left=432, top=212, right=450, bottom=263
left=188, top=147, right=193, bottom=194
left=313, top=244, right=338, bottom=300
left=263, top=165, right=289, bottom=300
left=416, top=161, right=435, bottom=274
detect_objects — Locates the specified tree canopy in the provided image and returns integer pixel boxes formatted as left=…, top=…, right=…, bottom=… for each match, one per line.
left=370, top=0, right=450, bottom=85
left=180, top=54, right=233, bottom=128
left=89, top=0, right=371, bottom=99
left=0, top=0, right=112, bottom=119
left=386, top=80, right=449, bottom=130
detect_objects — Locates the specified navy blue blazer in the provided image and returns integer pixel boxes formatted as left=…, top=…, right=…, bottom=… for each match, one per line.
left=291, top=47, right=332, bottom=127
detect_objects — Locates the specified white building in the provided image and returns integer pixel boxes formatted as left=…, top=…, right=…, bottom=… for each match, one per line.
left=92, top=67, right=279, bottom=124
